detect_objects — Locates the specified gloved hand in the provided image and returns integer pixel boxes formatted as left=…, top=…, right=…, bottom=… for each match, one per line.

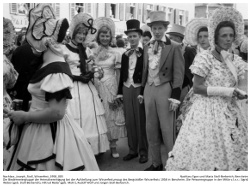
left=207, top=87, right=235, bottom=97
left=73, top=72, right=94, bottom=83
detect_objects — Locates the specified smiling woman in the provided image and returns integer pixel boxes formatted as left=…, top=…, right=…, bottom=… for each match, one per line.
left=93, top=17, right=126, bottom=159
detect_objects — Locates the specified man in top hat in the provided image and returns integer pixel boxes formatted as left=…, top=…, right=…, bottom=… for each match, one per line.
left=167, top=24, right=196, bottom=101
left=139, top=11, right=185, bottom=171
left=116, top=19, right=148, bottom=164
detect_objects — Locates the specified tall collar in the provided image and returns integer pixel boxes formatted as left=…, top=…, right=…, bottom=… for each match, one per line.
left=211, top=45, right=234, bottom=62
left=150, top=35, right=171, bottom=45
left=151, top=35, right=167, bottom=43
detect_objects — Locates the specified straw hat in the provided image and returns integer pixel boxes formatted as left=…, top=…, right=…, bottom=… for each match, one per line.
left=26, top=3, right=69, bottom=52
left=184, top=18, right=208, bottom=46
left=208, top=7, right=244, bottom=50
left=147, top=11, right=170, bottom=27
left=69, top=13, right=97, bottom=45
left=94, top=17, right=116, bottom=38
left=167, top=24, right=185, bottom=38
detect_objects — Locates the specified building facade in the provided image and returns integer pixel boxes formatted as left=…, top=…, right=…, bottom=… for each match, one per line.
left=3, top=3, right=195, bottom=35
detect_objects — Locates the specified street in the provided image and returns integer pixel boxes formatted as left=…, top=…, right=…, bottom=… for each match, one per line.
left=96, top=137, right=168, bottom=171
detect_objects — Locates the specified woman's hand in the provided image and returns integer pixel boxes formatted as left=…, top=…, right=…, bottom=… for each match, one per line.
left=234, top=88, right=248, bottom=100
left=8, top=110, right=27, bottom=126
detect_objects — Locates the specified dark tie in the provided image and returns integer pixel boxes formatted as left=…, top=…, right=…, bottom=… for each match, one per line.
left=126, top=48, right=142, bottom=57
left=153, top=40, right=165, bottom=54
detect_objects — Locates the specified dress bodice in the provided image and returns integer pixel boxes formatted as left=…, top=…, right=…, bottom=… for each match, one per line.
left=94, top=47, right=120, bottom=81
left=191, top=51, right=245, bottom=88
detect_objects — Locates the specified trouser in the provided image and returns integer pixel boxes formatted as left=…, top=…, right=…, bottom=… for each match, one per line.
left=144, top=82, right=174, bottom=166
left=123, top=85, right=148, bottom=156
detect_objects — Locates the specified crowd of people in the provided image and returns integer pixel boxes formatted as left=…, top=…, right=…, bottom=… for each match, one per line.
left=3, top=3, right=248, bottom=171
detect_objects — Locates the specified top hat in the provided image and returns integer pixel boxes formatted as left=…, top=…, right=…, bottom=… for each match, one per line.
left=167, top=24, right=185, bottom=38
left=147, top=11, right=170, bottom=27
left=124, top=19, right=143, bottom=35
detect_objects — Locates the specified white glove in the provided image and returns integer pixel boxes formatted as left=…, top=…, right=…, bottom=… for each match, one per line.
left=207, top=87, right=234, bottom=97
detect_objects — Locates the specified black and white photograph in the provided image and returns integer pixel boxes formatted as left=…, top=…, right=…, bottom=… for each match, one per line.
left=1, top=0, right=249, bottom=187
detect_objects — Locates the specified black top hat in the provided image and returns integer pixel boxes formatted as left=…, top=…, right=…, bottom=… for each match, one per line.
left=124, top=19, right=143, bottom=35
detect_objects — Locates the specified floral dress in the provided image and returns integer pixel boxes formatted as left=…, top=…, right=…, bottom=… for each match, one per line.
left=3, top=55, right=18, bottom=170
left=166, top=50, right=248, bottom=171
left=94, top=46, right=126, bottom=140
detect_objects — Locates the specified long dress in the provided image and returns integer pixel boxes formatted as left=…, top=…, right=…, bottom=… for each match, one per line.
left=166, top=50, right=248, bottom=171
left=3, top=54, right=18, bottom=170
left=8, top=61, right=99, bottom=171
left=65, top=44, right=109, bottom=155
left=94, top=46, right=126, bottom=141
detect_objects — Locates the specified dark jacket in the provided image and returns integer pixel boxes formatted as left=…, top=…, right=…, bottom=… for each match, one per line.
left=118, top=47, right=144, bottom=95
left=182, top=45, right=196, bottom=88
left=141, top=36, right=185, bottom=100
left=10, top=43, right=37, bottom=111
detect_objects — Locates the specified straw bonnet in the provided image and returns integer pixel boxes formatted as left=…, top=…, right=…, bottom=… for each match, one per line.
left=184, top=18, right=208, bottom=46
left=147, top=11, right=170, bottom=27
left=3, top=17, right=16, bottom=55
left=208, top=7, right=244, bottom=50
left=167, top=24, right=185, bottom=38
left=26, top=3, right=69, bottom=52
left=141, top=24, right=151, bottom=32
left=94, top=17, right=116, bottom=39
left=124, top=19, right=143, bottom=35
left=69, top=13, right=97, bottom=45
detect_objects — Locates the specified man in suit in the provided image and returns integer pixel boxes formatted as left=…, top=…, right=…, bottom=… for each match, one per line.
left=116, top=19, right=148, bottom=164
left=139, top=11, right=185, bottom=171
left=167, top=24, right=196, bottom=102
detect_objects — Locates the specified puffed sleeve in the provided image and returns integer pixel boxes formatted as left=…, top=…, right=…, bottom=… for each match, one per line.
left=234, top=54, right=247, bottom=80
left=190, top=52, right=212, bottom=78
left=41, top=73, right=74, bottom=102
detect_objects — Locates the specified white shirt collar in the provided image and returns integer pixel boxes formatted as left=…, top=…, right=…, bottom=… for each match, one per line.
left=150, top=35, right=166, bottom=42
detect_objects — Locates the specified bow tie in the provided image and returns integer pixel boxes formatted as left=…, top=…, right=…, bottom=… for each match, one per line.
left=126, top=48, right=142, bottom=57
left=152, top=40, right=165, bottom=54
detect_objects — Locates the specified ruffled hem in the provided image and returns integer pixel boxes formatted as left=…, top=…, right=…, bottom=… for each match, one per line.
left=107, top=120, right=127, bottom=140
left=9, top=113, right=100, bottom=171
left=87, top=134, right=110, bottom=155
left=45, top=88, right=72, bottom=102
left=166, top=96, right=248, bottom=171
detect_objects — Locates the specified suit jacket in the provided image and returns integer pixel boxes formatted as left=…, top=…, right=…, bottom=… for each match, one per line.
left=182, top=45, right=196, bottom=88
left=141, top=36, right=185, bottom=100
left=118, top=47, right=144, bottom=95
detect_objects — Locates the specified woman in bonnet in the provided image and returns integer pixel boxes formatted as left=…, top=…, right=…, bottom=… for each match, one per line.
left=92, top=17, right=126, bottom=158
left=166, top=7, right=248, bottom=171
left=176, top=18, right=210, bottom=134
left=6, top=4, right=99, bottom=171
left=65, top=12, right=109, bottom=155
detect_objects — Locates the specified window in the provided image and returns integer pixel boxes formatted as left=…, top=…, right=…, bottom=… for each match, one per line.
left=130, top=6, right=135, bottom=19
left=111, top=4, right=116, bottom=18
left=10, top=3, right=33, bottom=15
left=70, top=3, right=84, bottom=20
left=85, top=3, right=91, bottom=14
